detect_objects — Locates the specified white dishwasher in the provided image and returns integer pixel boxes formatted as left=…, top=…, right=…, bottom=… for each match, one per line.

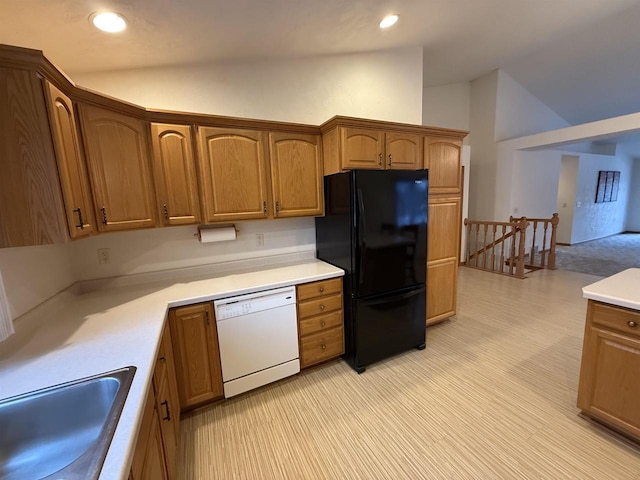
left=214, top=286, right=299, bottom=398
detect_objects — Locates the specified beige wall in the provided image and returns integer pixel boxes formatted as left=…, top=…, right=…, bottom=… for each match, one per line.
left=0, top=243, right=74, bottom=321
left=73, top=48, right=424, bottom=125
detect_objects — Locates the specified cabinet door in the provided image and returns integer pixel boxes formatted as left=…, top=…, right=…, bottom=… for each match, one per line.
left=425, top=137, right=462, bottom=194
left=79, top=104, right=157, bottom=231
left=197, top=127, right=270, bottom=222
left=151, top=123, right=201, bottom=226
left=341, top=127, right=384, bottom=170
left=269, top=132, right=323, bottom=218
left=428, top=196, right=461, bottom=263
left=155, top=372, right=178, bottom=479
left=0, top=67, right=67, bottom=247
left=577, top=323, right=640, bottom=440
left=44, top=81, right=96, bottom=238
left=153, top=324, right=180, bottom=479
left=427, top=196, right=461, bottom=325
left=169, top=302, right=224, bottom=410
left=140, top=407, right=169, bottom=480
left=426, top=257, right=458, bottom=325
left=131, top=391, right=168, bottom=480
left=386, top=132, right=422, bottom=170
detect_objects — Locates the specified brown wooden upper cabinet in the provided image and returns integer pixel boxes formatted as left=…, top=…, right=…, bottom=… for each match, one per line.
left=197, top=127, right=270, bottom=222
left=269, top=132, right=324, bottom=218
left=341, top=128, right=422, bottom=170
left=150, top=123, right=201, bottom=226
left=44, top=81, right=96, bottom=238
left=78, top=104, right=157, bottom=232
left=425, top=136, right=462, bottom=194
left=341, top=127, right=385, bottom=169
left=386, top=132, right=422, bottom=170
left=0, top=67, right=67, bottom=248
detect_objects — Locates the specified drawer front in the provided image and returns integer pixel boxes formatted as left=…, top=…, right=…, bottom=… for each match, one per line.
left=591, top=301, right=640, bottom=337
left=297, top=277, right=342, bottom=301
left=298, top=294, right=343, bottom=319
left=300, top=327, right=344, bottom=368
left=299, top=310, right=343, bottom=337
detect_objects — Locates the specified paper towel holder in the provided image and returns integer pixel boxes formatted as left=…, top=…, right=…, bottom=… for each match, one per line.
left=195, top=224, right=239, bottom=240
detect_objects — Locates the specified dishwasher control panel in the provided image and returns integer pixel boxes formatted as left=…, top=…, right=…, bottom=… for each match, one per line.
left=214, top=286, right=296, bottom=321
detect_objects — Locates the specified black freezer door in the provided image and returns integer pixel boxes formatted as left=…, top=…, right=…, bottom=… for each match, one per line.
left=351, top=286, right=426, bottom=369
left=354, top=170, right=428, bottom=298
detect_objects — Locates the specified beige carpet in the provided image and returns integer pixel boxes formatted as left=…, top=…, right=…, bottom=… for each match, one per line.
left=555, top=233, right=640, bottom=277
left=178, top=268, right=640, bottom=479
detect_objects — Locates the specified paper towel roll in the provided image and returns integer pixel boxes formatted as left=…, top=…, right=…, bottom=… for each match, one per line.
left=199, top=225, right=237, bottom=243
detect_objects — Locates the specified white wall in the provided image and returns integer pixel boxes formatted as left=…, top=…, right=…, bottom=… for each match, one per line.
left=556, top=155, right=580, bottom=243
left=511, top=150, right=562, bottom=219
left=0, top=243, right=74, bottom=321
left=571, top=153, right=633, bottom=243
left=73, top=48, right=424, bottom=125
left=495, top=71, right=569, bottom=141
left=422, top=82, right=470, bottom=135
left=71, top=218, right=315, bottom=281
left=627, top=159, right=640, bottom=231
left=469, top=71, right=499, bottom=220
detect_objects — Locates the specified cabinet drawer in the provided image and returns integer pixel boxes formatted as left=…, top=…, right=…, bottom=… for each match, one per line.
left=298, top=294, right=342, bottom=319
left=299, top=310, right=343, bottom=337
left=300, top=326, right=344, bottom=368
left=297, top=277, right=342, bottom=301
left=591, top=301, right=640, bottom=337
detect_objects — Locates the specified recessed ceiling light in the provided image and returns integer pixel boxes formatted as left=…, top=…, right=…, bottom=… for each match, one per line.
left=379, top=14, right=399, bottom=29
left=91, top=12, right=127, bottom=33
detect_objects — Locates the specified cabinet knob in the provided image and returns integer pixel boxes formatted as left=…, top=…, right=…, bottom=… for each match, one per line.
left=321, top=344, right=327, bottom=350
left=629, top=321, right=637, bottom=328
left=320, top=304, right=325, bottom=311
left=321, top=321, right=326, bottom=327
left=319, top=287, right=325, bottom=293
left=160, top=356, right=166, bottom=362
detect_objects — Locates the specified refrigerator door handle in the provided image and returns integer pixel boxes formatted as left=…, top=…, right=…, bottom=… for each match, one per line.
left=363, top=286, right=426, bottom=306
left=356, top=188, right=367, bottom=287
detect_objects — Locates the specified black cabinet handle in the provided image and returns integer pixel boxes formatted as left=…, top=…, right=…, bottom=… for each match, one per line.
left=73, top=207, right=84, bottom=229
left=161, top=400, right=171, bottom=421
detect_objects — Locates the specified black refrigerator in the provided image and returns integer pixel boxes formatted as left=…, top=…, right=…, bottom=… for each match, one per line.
left=316, top=170, right=428, bottom=373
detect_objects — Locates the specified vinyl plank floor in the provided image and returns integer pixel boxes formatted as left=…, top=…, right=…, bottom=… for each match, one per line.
left=178, top=267, right=640, bottom=479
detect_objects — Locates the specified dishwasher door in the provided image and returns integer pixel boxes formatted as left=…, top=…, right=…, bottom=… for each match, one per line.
left=215, top=286, right=299, bottom=397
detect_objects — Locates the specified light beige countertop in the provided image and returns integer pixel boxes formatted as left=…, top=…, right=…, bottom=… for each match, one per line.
left=582, top=267, right=640, bottom=311
left=0, top=258, right=344, bottom=480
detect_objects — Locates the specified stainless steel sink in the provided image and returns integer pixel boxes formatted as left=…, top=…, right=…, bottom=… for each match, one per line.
left=0, top=366, right=136, bottom=480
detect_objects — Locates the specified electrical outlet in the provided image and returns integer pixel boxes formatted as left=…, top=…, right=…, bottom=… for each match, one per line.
left=256, top=234, right=264, bottom=247
left=97, top=248, right=111, bottom=264
left=513, top=207, right=519, bottom=214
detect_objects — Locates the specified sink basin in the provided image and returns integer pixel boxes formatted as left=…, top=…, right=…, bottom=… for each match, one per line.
left=0, top=366, right=136, bottom=480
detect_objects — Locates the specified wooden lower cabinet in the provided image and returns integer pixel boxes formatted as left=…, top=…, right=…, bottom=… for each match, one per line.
left=296, top=278, right=344, bottom=368
left=131, top=392, right=168, bottom=480
left=426, top=258, right=458, bottom=325
left=577, top=300, right=640, bottom=442
left=426, top=195, right=461, bottom=326
left=131, top=324, right=180, bottom=480
left=169, top=302, right=224, bottom=410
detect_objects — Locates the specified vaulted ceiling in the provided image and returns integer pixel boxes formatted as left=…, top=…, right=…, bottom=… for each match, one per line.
left=2, top=0, right=640, bottom=125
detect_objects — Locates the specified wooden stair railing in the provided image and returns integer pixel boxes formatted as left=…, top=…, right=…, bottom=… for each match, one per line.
left=508, top=213, right=559, bottom=270
left=464, top=217, right=529, bottom=278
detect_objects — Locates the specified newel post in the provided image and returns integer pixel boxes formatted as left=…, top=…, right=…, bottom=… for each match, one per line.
left=548, top=213, right=559, bottom=270
left=515, top=217, right=529, bottom=278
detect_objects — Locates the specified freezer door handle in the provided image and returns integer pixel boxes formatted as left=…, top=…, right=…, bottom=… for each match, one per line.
left=362, top=287, right=426, bottom=306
